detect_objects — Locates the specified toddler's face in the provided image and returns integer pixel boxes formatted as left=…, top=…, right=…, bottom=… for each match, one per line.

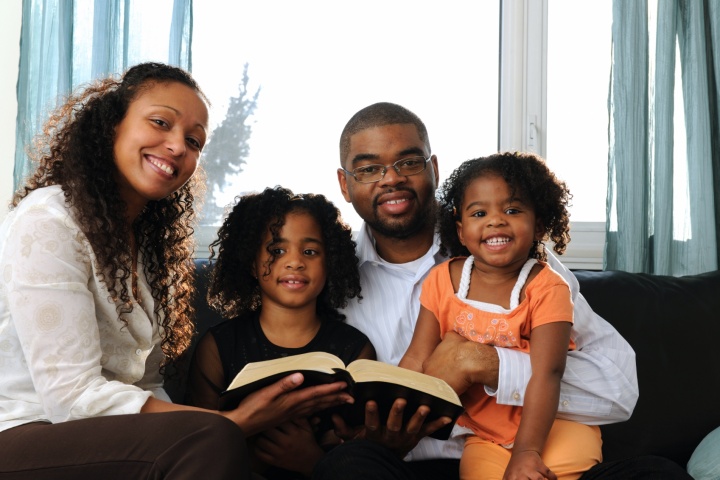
left=455, top=174, right=543, bottom=273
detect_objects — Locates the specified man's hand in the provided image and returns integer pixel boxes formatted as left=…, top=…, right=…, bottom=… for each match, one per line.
left=422, top=331, right=500, bottom=394
left=331, top=398, right=452, bottom=458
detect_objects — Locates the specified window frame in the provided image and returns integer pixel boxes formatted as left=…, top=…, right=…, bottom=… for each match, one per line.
left=498, top=0, right=604, bottom=270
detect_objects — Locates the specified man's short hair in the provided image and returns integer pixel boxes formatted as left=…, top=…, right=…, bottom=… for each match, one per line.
left=339, top=102, right=431, bottom=164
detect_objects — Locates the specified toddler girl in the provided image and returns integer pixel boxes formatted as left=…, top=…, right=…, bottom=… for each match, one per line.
left=400, top=152, right=602, bottom=480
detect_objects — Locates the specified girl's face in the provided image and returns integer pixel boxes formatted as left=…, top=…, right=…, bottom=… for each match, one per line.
left=255, top=211, right=327, bottom=312
left=113, top=81, right=208, bottom=219
left=456, top=174, right=543, bottom=273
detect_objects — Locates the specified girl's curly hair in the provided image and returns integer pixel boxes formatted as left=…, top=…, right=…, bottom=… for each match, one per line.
left=437, top=151, right=572, bottom=261
left=207, top=186, right=362, bottom=321
left=12, top=62, right=208, bottom=365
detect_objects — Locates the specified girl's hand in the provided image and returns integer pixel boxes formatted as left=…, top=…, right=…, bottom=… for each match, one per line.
left=254, top=418, right=325, bottom=477
left=503, top=450, right=557, bottom=480
left=223, top=372, right=353, bottom=436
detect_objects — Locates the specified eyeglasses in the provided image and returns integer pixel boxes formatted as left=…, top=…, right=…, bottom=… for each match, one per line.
left=341, top=156, right=432, bottom=184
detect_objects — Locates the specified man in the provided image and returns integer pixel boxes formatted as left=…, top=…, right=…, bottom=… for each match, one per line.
left=312, top=102, right=684, bottom=479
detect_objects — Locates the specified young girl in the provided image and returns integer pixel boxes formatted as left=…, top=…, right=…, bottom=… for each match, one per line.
left=186, top=186, right=375, bottom=479
left=400, top=152, right=602, bottom=480
left=0, top=63, right=351, bottom=480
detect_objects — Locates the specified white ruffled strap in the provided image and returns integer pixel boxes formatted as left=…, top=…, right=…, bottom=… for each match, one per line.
left=457, top=256, right=537, bottom=310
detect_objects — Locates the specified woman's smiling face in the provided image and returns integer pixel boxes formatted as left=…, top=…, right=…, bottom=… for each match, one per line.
left=113, top=81, right=208, bottom=219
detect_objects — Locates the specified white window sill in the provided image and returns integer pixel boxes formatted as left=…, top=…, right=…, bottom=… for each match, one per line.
left=194, top=221, right=606, bottom=270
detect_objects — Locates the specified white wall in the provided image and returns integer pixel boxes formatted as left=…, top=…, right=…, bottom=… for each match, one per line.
left=1, top=0, right=22, bottom=222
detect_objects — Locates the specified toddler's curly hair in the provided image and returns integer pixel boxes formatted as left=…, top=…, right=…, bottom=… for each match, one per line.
left=437, top=151, right=572, bottom=261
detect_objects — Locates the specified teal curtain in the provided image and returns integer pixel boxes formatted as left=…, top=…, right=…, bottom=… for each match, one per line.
left=607, top=0, right=720, bottom=275
left=13, top=0, right=193, bottom=189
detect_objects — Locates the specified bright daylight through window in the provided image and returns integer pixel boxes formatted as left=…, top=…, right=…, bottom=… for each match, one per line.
left=191, top=1, right=499, bottom=231
left=191, top=1, right=613, bottom=266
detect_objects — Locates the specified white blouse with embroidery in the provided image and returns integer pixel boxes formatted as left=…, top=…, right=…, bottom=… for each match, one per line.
left=0, top=186, right=170, bottom=433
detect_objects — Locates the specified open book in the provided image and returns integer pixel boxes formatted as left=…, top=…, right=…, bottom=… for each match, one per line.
left=218, top=351, right=464, bottom=440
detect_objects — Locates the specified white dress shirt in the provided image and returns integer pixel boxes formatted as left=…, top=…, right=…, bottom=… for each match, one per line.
left=0, top=186, right=170, bottom=433
left=341, top=223, right=638, bottom=461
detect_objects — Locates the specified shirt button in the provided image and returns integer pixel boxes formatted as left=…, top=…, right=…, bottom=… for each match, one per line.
left=135, top=349, right=143, bottom=356
left=513, top=392, right=521, bottom=400
left=562, top=400, right=569, bottom=407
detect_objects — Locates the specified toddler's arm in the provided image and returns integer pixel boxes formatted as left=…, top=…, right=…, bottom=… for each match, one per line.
left=505, top=321, right=571, bottom=480
left=399, top=306, right=441, bottom=373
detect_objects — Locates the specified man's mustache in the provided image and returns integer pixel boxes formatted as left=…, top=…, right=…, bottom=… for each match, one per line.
left=372, top=187, right=417, bottom=209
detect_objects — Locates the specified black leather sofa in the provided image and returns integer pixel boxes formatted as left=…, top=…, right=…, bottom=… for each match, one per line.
left=572, top=268, right=720, bottom=467
left=167, top=260, right=720, bottom=470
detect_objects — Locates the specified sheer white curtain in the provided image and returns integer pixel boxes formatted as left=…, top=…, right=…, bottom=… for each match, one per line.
left=13, top=0, right=193, bottom=189
left=606, top=0, right=719, bottom=275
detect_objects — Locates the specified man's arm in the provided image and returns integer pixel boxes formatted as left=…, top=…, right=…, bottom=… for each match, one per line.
left=423, top=254, right=639, bottom=425
left=495, top=298, right=638, bottom=424
left=541, top=251, right=638, bottom=424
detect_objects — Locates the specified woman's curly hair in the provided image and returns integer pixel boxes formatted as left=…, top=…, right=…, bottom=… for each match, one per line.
left=207, top=186, right=362, bottom=321
left=437, top=151, right=572, bottom=261
left=12, top=62, right=208, bottom=365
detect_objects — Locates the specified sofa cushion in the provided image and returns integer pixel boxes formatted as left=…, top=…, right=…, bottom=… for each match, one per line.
left=574, top=269, right=720, bottom=466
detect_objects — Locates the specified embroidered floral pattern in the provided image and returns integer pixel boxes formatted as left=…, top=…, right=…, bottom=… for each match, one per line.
left=454, top=311, right=519, bottom=347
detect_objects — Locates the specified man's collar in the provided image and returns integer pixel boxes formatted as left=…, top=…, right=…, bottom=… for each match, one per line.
left=354, top=222, right=443, bottom=266
left=354, top=223, right=382, bottom=266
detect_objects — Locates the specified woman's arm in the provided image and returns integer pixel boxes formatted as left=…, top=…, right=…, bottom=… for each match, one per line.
left=180, top=332, right=354, bottom=436
left=144, top=372, right=353, bottom=436
left=4, top=200, right=155, bottom=421
left=5, top=198, right=352, bottom=435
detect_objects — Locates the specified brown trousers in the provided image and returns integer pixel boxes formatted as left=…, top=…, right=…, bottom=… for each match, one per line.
left=0, top=411, right=250, bottom=479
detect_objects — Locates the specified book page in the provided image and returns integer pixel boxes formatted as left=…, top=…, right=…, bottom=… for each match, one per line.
left=346, top=359, right=461, bottom=406
left=226, top=351, right=346, bottom=390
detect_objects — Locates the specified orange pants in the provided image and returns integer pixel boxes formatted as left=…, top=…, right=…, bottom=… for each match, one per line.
left=460, top=419, right=602, bottom=480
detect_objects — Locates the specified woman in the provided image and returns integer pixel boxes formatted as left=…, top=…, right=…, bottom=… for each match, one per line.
left=0, top=62, right=351, bottom=479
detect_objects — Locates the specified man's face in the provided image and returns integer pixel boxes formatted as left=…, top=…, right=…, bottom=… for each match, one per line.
left=337, top=124, right=439, bottom=239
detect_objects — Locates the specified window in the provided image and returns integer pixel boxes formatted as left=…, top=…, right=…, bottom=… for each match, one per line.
left=1, top=1, right=614, bottom=268
left=498, top=1, right=611, bottom=268
left=546, top=1, right=612, bottom=268
left=191, top=1, right=500, bottom=252
left=547, top=1, right=611, bottom=224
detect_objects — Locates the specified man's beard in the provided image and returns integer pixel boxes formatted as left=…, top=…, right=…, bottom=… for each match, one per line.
left=367, top=191, right=437, bottom=240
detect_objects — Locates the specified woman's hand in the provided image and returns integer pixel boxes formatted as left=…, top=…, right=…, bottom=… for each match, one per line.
left=223, top=372, right=353, bottom=436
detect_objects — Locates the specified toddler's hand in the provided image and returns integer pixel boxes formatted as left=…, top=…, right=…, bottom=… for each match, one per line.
left=503, top=450, right=556, bottom=480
